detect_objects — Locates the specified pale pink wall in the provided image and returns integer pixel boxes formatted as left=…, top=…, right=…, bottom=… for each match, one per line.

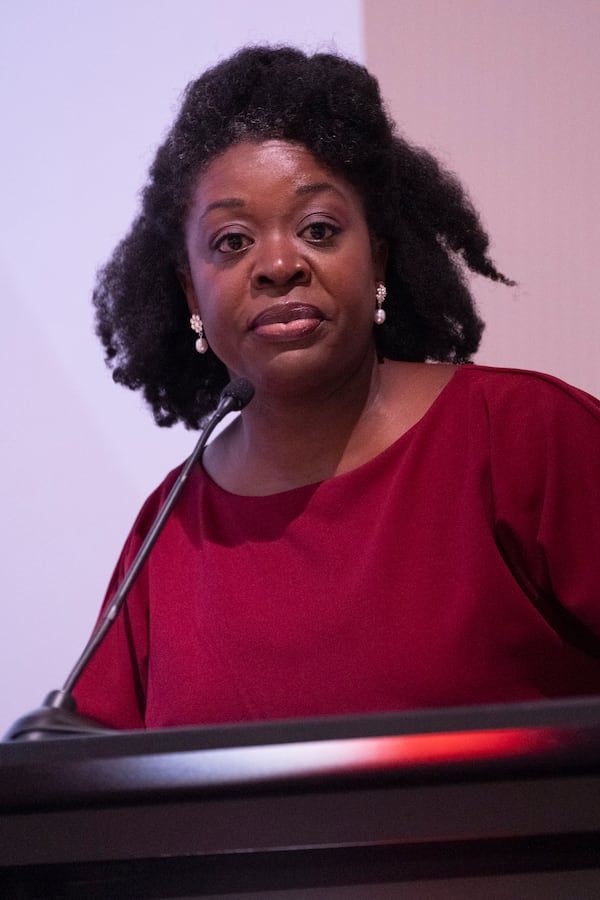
left=364, top=0, right=600, bottom=396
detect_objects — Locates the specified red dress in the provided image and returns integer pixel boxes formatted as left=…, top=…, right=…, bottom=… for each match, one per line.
left=74, top=365, right=600, bottom=729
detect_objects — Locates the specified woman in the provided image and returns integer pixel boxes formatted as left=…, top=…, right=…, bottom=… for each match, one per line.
left=74, top=46, right=600, bottom=729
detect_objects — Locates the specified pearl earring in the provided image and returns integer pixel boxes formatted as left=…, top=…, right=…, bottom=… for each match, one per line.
left=374, top=283, right=387, bottom=325
left=190, top=313, right=208, bottom=353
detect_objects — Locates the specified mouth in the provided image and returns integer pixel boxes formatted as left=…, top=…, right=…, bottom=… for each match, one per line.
left=250, top=303, right=325, bottom=342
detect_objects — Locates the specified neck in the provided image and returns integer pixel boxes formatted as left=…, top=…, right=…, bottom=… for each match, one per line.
left=206, top=350, right=386, bottom=495
left=203, top=358, right=456, bottom=496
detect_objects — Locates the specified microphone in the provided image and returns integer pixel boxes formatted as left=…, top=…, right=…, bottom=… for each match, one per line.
left=220, top=377, right=255, bottom=410
left=4, top=378, right=254, bottom=741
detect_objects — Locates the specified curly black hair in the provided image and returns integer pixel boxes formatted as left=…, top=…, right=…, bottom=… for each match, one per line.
left=93, top=45, right=513, bottom=428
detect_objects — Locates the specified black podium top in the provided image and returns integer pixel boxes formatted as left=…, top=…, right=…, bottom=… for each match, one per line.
left=2, top=697, right=600, bottom=898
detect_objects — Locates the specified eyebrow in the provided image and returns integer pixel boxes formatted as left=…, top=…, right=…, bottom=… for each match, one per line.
left=200, top=182, right=341, bottom=220
left=295, top=181, right=339, bottom=197
left=200, top=198, right=245, bottom=220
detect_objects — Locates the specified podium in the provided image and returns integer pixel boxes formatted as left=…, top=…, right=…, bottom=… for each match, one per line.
left=2, top=697, right=600, bottom=898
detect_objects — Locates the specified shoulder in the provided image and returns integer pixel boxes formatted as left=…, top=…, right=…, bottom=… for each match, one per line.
left=452, top=364, right=600, bottom=425
left=456, top=363, right=599, bottom=402
left=450, top=365, right=600, bottom=509
left=123, top=461, right=190, bottom=551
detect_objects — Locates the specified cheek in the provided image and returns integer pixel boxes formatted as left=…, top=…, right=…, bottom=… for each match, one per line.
left=192, top=278, right=242, bottom=361
left=335, top=260, right=377, bottom=316
left=189, top=266, right=221, bottom=322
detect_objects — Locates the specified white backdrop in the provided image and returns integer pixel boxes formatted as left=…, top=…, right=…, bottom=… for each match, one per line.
left=0, top=1, right=363, bottom=735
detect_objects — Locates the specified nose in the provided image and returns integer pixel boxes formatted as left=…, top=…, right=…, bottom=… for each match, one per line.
left=251, top=234, right=310, bottom=291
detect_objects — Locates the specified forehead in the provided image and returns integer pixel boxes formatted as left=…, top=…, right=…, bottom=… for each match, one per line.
left=188, top=140, right=364, bottom=215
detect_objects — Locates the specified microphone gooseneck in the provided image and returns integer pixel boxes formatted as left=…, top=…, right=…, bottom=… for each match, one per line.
left=4, top=379, right=254, bottom=741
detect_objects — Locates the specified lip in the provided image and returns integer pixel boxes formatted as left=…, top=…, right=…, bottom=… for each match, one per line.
left=250, top=302, right=325, bottom=330
left=250, top=302, right=325, bottom=343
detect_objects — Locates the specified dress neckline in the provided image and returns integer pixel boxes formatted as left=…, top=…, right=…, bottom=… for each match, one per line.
left=199, top=363, right=470, bottom=500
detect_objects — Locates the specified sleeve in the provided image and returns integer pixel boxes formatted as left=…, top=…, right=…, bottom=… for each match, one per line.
left=72, top=469, right=181, bottom=730
left=489, top=371, right=600, bottom=653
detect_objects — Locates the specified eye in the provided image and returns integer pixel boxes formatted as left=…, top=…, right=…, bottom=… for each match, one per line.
left=299, top=221, right=341, bottom=244
left=213, top=232, right=253, bottom=254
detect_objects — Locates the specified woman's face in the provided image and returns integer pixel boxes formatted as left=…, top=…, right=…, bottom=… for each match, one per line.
left=182, top=140, right=386, bottom=397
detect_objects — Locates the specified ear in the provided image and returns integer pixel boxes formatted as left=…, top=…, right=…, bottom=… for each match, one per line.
left=178, top=266, right=199, bottom=317
left=371, top=237, right=388, bottom=283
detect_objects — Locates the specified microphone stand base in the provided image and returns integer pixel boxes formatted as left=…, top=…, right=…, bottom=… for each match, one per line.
left=4, top=691, right=114, bottom=741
